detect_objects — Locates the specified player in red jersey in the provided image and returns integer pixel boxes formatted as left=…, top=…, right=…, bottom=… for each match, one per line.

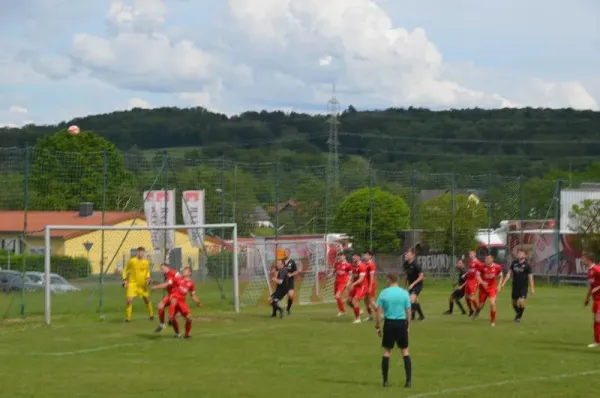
left=364, top=251, right=378, bottom=320
left=465, top=251, right=484, bottom=317
left=582, top=253, right=600, bottom=348
left=346, top=253, right=368, bottom=324
left=474, top=254, right=504, bottom=326
left=332, top=252, right=352, bottom=316
left=152, top=267, right=202, bottom=338
left=153, top=264, right=179, bottom=332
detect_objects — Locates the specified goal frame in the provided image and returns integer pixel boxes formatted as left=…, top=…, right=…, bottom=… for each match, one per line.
left=43, top=223, right=238, bottom=325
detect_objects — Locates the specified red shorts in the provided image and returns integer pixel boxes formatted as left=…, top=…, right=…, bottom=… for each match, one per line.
left=592, top=299, right=600, bottom=313
left=349, top=285, right=367, bottom=301
left=334, top=280, right=348, bottom=294
left=465, top=282, right=478, bottom=296
left=159, top=295, right=172, bottom=307
left=174, top=300, right=191, bottom=317
left=479, top=287, right=496, bottom=303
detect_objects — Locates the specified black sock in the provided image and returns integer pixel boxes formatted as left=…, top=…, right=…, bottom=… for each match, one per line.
left=415, top=303, right=424, bottom=318
left=271, top=301, right=278, bottom=316
left=411, top=303, right=416, bottom=319
left=448, top=300, right=454, bottom=312
left=512, top=304, right=519, bottom=314
left=517, top=307, right=525, bottom=319
left=403, top=355, right=412, bottom=382
left=455, top=300, right=466, bottom=313
left=287, top=298, right=293, bottom=311
left=381, top=356, right=389, bottom=383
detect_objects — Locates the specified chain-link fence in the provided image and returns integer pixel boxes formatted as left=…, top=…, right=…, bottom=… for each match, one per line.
left=0, top=147, right=594, bottom=319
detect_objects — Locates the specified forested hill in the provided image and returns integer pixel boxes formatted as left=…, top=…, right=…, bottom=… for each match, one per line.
left=2, top=106, right=600, bottom=176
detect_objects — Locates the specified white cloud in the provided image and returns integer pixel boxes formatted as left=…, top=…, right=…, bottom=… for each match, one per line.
left=127, top=97, right=152, bottom=109
left=0, top=0, right=598, bottom=123
left=9, top=106, right=28, bottom=113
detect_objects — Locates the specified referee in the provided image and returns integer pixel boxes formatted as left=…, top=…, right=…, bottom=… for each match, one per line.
left=375, top=272, right=413, bottom=388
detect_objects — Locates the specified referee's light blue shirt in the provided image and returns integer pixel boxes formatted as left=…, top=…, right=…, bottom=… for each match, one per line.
left=376, top=286, right=411, bottom=320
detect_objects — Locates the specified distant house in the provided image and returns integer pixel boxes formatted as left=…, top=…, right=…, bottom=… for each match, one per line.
left=251, top=206, right=273, bottom=228
left=268, top=199, right=299, bottom=217
left=0, top=209, right=219, bottom=274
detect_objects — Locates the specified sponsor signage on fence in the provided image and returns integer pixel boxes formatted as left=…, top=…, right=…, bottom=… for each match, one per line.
left=143, top=190, right=175, bottom=250
left=415, top=254, right=452, bottom=273
left=182, top=190, right=205, bottom=248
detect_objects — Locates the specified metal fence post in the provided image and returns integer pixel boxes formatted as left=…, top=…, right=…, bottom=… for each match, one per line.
left=99, top=149, right=107, bottom=312
left=368, top=159, right=374, bottom=252
left=20, top=145, right=31, bottom=317
left=411, top=168, right=417, bottom=248
left=450, top=172, right=456, bottom=266
left=519, top=175, right=525, bottom=249
left=554, top=179, right=563, bottom=286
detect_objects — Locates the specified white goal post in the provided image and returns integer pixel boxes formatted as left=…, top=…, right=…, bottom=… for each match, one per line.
left=43, top=223, right=238, bottom=325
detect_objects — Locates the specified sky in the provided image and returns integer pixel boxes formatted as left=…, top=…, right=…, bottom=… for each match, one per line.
left=0, top=0, right=599, bottom=127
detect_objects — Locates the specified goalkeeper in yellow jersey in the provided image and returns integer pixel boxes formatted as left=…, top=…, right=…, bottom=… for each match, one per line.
left=122, top=247, right=154, bottom=322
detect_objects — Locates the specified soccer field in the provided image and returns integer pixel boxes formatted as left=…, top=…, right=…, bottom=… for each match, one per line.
left=1, top=280, right=599, bottom=398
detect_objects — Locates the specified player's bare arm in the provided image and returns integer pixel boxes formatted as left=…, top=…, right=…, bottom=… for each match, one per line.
left=353, top=273, right=366, bottom=288
left=497, top=273, right=505, bottom=292
left=501, top=270, right=511, bottom=289
left=272, top=276, right=285, bottom=285
left=370, top=271, right=376, bottom=291
left=529, top=274, right=535, bottom=294
left=585, top=285, right=592, bottom=306
left=191, top=292, right=203, bottom=308
left=477, top=273, right=487, bottom=288
left=408, top=273, right=423, bottom=290
left=151, top=281, right=170, bottom=291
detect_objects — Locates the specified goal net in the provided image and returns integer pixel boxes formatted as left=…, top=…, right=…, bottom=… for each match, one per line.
left=239, top=237, right=336, bottom=307
left=41, top=223, right=239, bottom=325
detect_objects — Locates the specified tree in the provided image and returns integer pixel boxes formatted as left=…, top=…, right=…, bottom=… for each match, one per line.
left=569, top=199, right=600, bottom=256
left=418, top=193, right=488, bottom=255
left=333, top=187, right=410, bottom=253
left=31, top=129, right=131, bottom=210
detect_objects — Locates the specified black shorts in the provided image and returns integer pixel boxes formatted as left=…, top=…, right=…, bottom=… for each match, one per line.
left=409, top=283, right=423, bottom=296
left=511, top=286, right=528, bottom=301
left=382, top=319, right=409, bottom=350
left=271, top=290, right=287, bottom=302
left=287, top=279, right=295, bottom=290
left=451, top=289, right=465, bottom=299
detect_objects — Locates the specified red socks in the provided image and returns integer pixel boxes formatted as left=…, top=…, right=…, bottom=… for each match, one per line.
left=158, top=308, right=165, bottom=324
left=336, top=298, right=345, bottom=312
left=491, top=310, right=496, bottom=323
left=172, top=318, right=180, bottom=334
left=594, top=322, right=600, bottom=343
left=353, top=305, right=360, bottom=318
left=185, top=319, right=192, bottom=337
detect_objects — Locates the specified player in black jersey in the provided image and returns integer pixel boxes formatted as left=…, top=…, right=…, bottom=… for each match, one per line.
left=268, top=259, right=289, bottom=318
left=283, top=249, right=298, bottom=315
left=403, top=249, right=425, bottom=321
left=501, top=249, right=535, bottom=323
left=443, top=259, right=467, bottom=315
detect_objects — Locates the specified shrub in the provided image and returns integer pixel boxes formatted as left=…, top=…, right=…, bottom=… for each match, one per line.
left=0, top=254, right=91, bottom=279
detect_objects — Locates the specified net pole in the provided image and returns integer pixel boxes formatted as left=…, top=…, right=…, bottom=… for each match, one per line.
left=233, top=223, right=240, bottom=313
left=554, top=180, right=562, bottom=286
left=450, top=172, right=456, bottom=266
left=44, top=226, right=51, bottom=325
left=519, top=175, right=525, bottom=250
left=20, top=145, right=30, bottom=317
left=368, top=159, right=374, bottom=252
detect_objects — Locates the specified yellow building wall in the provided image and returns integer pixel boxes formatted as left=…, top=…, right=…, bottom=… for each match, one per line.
left=63, top=219, right=216, bottom=274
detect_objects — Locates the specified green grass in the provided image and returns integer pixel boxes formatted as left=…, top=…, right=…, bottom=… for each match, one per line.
left=1, top=280, right=599, bottom=398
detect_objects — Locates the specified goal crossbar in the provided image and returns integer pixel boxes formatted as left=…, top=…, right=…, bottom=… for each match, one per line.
left=43, top=223, right=239, bottom=325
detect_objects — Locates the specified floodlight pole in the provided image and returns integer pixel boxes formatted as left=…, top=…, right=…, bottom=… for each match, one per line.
left=44, top=226, right=51, bottom=325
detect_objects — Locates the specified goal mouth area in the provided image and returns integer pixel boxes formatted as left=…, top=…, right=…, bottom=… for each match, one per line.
left=42, top=223, right=239, bottom=325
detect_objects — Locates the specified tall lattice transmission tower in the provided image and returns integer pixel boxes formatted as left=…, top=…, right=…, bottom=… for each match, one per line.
left=326, top=85, right=341, bottom=187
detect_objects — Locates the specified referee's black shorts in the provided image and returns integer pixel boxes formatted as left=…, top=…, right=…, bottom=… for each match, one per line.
left=271, top=289, right=288, bottom=302
left=511, top=286, right=528, bottom=301
left=381, top=319, right=409, bottom=350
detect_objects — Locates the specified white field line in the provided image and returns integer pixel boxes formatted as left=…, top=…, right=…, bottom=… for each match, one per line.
left=3, top=324, right=291, bottom=357
left=406, top=370, right=600, bottom=398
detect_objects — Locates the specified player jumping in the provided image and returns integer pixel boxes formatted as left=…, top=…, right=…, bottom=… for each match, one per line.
left=582, top=253, right=600, bottom=348
left=364, top=251, right=378, bottom=321
left=474, top=254, right=504, bottom=327
left=465, top=251, right=484, bottom=317
left=332, top=252, right=352, bottom=316
left=269, top=259, right=289, bottom=318
left=347, top=253, right=368, bottom=324
left=154, top=264, right=179, bottom=332
left=443, top=259, right=467, bottom=315
left=122, top=247, right=154, bottom=322
left=152, top=267, right=202, bottom=338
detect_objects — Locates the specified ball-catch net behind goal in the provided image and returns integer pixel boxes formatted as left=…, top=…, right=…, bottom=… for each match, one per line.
left=239, top=237, right=336, bottom=307
left=41, top=223, right=238, bottom=325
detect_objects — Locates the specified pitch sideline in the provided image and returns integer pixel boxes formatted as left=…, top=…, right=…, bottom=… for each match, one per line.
left=406, top=369, right=600, bottom=398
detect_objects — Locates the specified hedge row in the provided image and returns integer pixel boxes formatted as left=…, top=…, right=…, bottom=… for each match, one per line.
left=0, top=254, right=91, bottom=279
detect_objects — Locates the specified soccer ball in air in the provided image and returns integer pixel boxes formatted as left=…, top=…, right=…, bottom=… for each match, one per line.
left=467, top=193, right=480, bottom=205
left=68, top=125, right=80, bottom=135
